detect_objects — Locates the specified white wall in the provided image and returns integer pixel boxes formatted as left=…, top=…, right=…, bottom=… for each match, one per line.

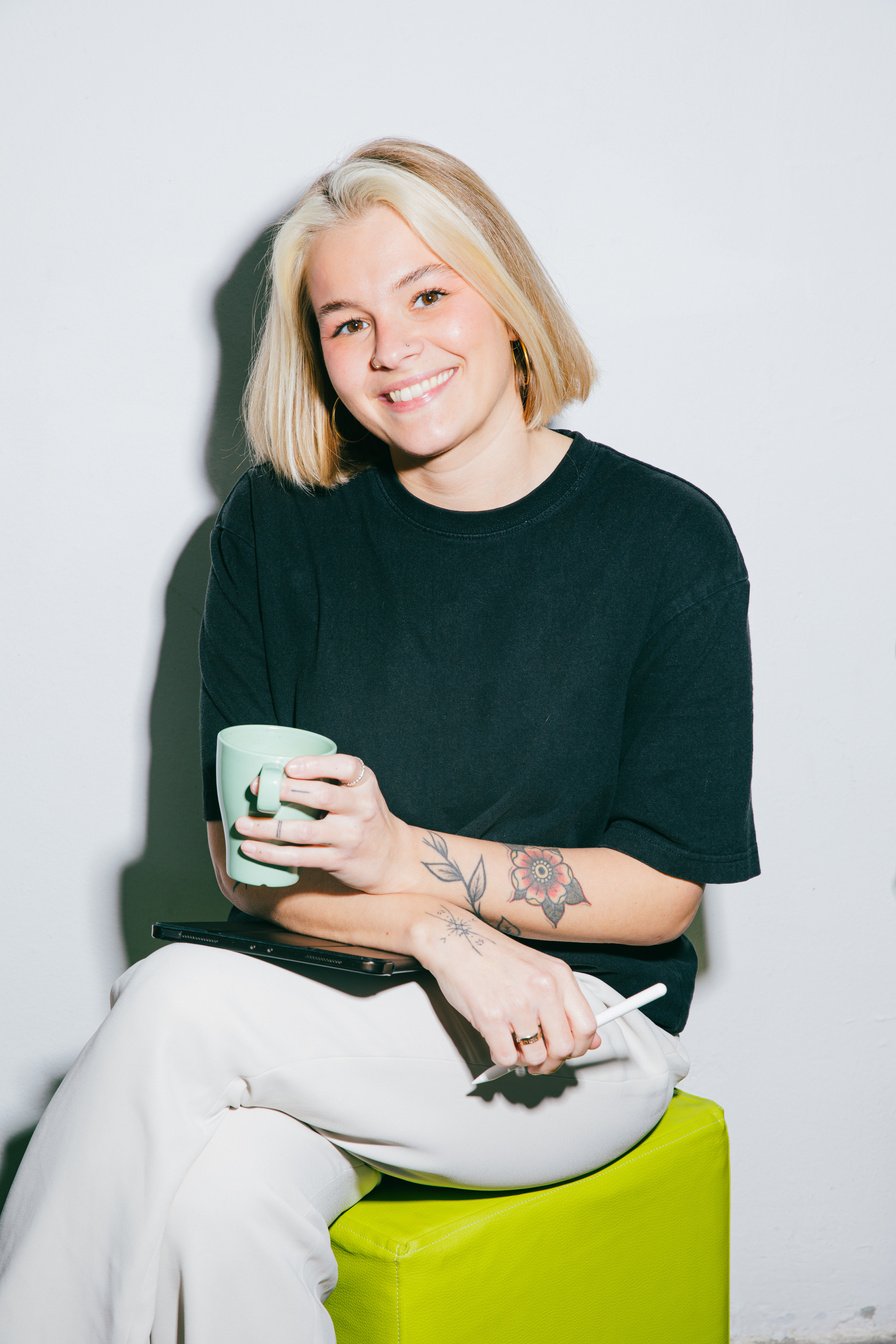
left=2, top=2, right=894, bottom=1339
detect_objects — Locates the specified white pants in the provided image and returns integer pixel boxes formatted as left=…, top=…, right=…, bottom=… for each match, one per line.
left=0, top=944, right=689, bottom=1344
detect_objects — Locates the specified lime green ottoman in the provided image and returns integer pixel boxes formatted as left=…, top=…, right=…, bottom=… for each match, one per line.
left=325, top=1090, right=728, bottom=1344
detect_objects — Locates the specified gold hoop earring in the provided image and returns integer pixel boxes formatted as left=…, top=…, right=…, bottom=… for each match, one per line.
left=329, top=396, right=365, bottom=445
left=329, top=397, right=342, bottom=440
left=512, top=339, right=531, bottom=401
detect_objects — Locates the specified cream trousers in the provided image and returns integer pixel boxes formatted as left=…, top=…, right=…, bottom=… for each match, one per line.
left=0, top=943, right=689, bottom=1344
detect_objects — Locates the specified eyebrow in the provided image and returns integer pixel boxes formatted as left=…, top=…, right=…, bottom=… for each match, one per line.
left=316, top=263, right=451, bottom=319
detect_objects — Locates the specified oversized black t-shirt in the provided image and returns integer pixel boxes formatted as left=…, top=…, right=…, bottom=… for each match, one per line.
left=199, top=431, right=760, bottom=1033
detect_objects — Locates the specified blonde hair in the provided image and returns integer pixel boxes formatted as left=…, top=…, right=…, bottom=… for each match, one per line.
left=243, top=138, right=596, bottom=488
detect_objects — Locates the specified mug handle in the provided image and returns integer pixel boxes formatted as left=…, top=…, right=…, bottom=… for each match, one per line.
left=256, top=762, right=284, bottom=814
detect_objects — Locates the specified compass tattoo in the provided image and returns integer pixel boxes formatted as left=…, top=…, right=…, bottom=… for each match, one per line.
left=426, top=905, right=495, bottom=955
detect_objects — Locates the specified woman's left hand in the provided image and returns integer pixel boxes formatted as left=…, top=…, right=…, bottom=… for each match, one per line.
left=234, top=754, right=413, bottom=895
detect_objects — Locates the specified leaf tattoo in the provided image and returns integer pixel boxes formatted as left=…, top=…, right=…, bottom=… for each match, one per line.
left=422, top=832, right=489, bottom=918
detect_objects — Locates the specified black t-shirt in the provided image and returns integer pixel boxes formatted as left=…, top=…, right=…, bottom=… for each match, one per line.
left=199, top=430, right=760, bottom=1033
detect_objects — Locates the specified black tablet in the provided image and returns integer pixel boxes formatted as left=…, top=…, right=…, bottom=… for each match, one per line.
left=151, top=920, right=422, bottom=977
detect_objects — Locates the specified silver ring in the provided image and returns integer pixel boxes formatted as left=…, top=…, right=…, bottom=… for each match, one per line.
left=344, top=761, right=367, bottom=788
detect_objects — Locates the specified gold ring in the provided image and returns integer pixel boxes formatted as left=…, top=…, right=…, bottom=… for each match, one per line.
left=344, top=762, right=367, bottom=788
left=513, top=1027, right=543, bottom=1046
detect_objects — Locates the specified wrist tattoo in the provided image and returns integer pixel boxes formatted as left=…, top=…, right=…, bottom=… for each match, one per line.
left=420, top=832, right=523, bottom=937
left=427, top=905, right=494, bottom=955
left=421, top=832, right=487, bottom=915
left=506, top=846, right=589, bottom=928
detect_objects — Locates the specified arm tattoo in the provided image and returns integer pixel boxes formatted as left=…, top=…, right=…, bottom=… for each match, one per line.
left=420, top=832, right=522, bottom=938
left=421, top=832, right=487, bottom=915
left=426, top=905, right=494, bottom=955
left=506, top=846, right=590, bottom=928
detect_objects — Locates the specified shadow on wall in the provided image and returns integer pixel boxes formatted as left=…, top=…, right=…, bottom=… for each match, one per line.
left=0, top=219, right=289, bottom=1217
left=118, top=225, right=276, bottom=966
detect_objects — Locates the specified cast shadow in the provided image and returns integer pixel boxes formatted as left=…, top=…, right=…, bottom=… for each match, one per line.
left=690, top=901, right=709, bottom=976
left=118, top=222, right=276, bottom=967
left=0, top=221, right=281, bottom=1219
left=0, top=1076, right=64, bottom=1216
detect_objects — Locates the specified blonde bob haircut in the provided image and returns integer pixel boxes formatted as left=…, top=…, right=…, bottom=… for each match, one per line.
left=243, top=138, right=596, bottom=488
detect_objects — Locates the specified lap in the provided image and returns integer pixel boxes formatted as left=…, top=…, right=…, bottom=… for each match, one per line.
left=115, top=944, right=689, bottom=1190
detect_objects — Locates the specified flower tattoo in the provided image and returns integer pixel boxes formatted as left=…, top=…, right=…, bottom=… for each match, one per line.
left=507, top=846, right=589, bottom=928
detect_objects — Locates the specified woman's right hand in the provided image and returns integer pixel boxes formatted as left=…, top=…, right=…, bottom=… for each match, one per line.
left=412, top=905, right=602, bottom=1076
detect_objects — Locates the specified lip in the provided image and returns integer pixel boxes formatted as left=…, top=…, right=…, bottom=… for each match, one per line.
left=377, top=366, right=458, bottom=411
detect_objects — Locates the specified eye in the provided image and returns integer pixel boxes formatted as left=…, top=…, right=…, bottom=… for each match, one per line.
left=332, top=317, right=369, bottom=337
left=412, top=288, right=448, bottom=309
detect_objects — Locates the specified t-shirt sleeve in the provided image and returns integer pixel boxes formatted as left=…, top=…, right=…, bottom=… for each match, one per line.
left=600, top=506, right=760, bottom=885
left=199, top=475, right=277, bottom=821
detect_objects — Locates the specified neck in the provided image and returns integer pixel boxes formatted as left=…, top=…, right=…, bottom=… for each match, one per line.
left=388, top=413, right=571, bottom=513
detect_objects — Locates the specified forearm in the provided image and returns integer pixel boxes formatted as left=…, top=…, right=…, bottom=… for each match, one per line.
left=207, top=821, right=460, bottom=963
left=207, top=820, right=702, bottom=953
left=393, top=826, right=703, bottom=946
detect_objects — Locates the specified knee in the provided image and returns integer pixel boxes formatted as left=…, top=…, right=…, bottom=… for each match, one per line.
left=163, top=1133, right=339, bottom=1293
left=109, top=943, right=245, bottom=1029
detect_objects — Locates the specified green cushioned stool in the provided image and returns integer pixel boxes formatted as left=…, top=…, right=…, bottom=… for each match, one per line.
left=325, top=1090, right=728, bottom=1344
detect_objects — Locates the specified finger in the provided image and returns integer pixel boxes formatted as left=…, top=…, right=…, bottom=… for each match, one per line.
left=238, top=840, right=338, bottom=870
left=519, top=985, right=599, bottom=1074
left=281, top=778, right=357, bottom=813
left=563, top=1002, right=602, bottom=1058
left=235, top=815, right=331, bottom=846
left=246, top=778, right=345, bottom=814
left=540, top=975, right=601, bottom=1061
left=491, top=1024, right=530, bottom=1070
left=521, top=1006, right=573, bottom=1075
left=283, top=754, right=367, bottom=787
left=530, top=1030, right=600, bottom=1072
left=510, top=1019, right=550, bottom=1068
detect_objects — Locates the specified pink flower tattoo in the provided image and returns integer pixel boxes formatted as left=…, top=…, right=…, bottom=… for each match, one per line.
left=507, top=846, right=589, bottom=928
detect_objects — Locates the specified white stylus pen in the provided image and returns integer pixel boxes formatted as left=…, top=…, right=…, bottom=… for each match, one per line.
left=467, top=982, right=668, bottom=1088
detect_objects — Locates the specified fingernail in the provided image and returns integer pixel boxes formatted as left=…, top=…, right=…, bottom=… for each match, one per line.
left=241, top=842, right=258, bottom=855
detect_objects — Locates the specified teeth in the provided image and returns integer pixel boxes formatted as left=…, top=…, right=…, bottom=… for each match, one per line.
left=386, top=369, right=454, bottom=403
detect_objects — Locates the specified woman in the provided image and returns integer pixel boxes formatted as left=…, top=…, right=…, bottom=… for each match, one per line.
left=0, top=138, right=759, bottom=1343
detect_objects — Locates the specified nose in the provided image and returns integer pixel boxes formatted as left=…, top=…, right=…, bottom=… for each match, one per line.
left=371, top=316, right=423, bottom=371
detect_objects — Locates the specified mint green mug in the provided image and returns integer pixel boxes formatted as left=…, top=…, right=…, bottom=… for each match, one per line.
left=216, top=724, right=338, bottom=886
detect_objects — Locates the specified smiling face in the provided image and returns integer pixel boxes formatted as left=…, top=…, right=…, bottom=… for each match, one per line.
left=305, top=206, right=523, bottom=465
